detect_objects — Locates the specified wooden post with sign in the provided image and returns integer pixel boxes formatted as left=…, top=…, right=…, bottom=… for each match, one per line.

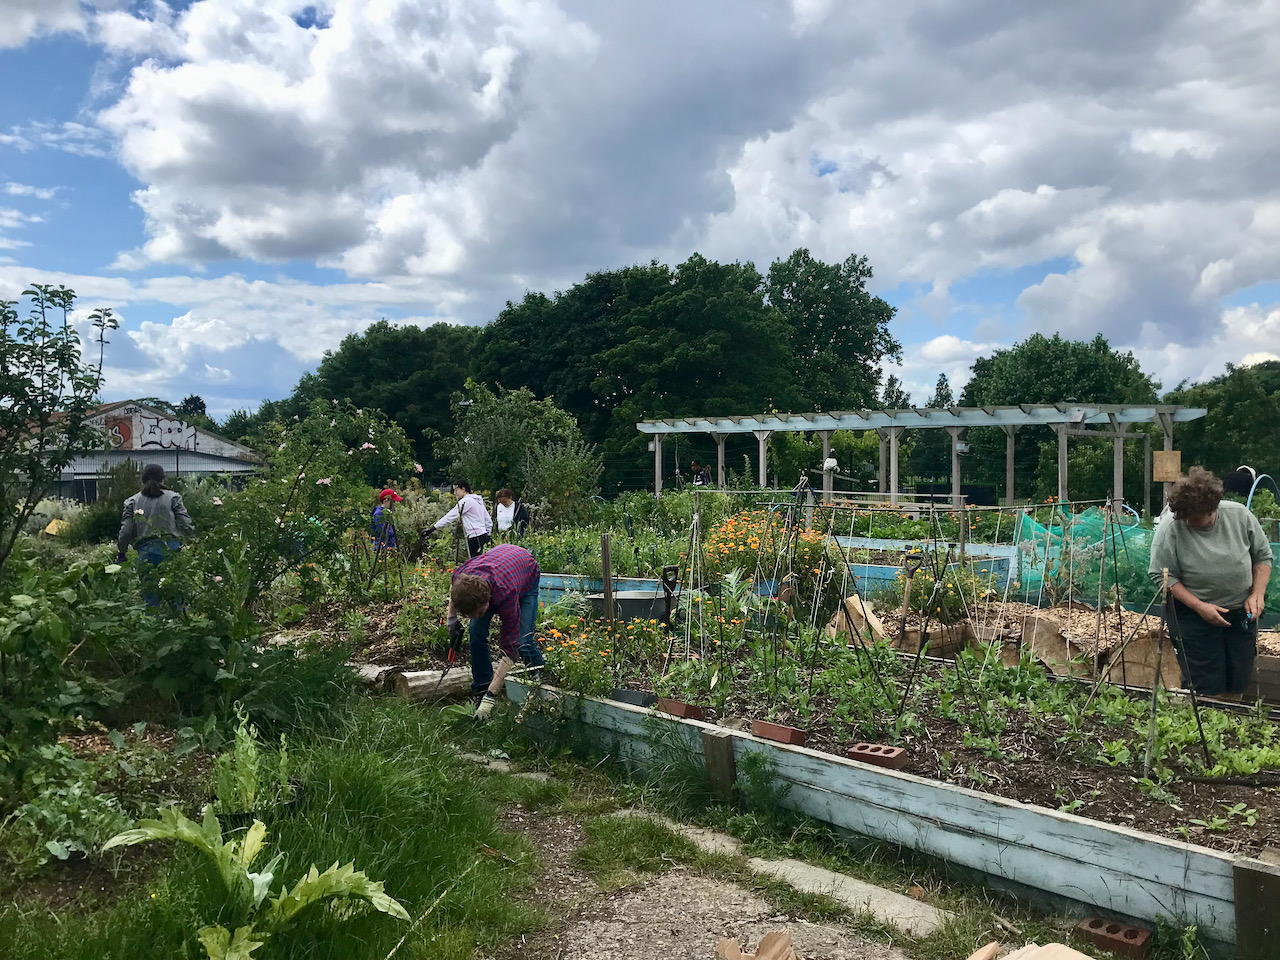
left=1152, top=450, right=1181, bottom=486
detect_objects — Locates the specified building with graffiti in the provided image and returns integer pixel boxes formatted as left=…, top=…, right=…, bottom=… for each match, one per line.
left=55, top=400, right=261, bottom=501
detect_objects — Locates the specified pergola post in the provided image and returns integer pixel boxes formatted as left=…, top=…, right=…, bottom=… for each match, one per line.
left=1109, top=414, right=1125, bottom=515
left=946, top=427, right=964, bottom=511
left=819, top=430, right=834, bottom=503
left=1055, top=424, right=1068, bottom=504
left=1157, top=412, right=1175, bottom=505
left=1143, top=432, right=1152, bottom=517
left=877, top=430, right=888, bottom=497
left=888, top=426, right=903, bottom=505
left=710, top=432, right=727, bottom=488
left=753, top=430, right=771, bottom=489
left=652, top=436, right=663, bottom=497
left=1001, top=424, right=1020, bottom=506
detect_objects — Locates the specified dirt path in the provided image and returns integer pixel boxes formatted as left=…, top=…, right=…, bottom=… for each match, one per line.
left=489, top=804, right=912, bottom=960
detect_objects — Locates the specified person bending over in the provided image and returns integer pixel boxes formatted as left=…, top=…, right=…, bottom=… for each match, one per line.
left=1149, top=467, right=1272, bottom=699
left=447, top=543, right=545, bottom=719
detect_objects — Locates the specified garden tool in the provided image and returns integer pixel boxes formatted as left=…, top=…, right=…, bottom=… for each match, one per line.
left=430, top=621, right=466, bottom=698
left=894, top=552, right=924, bottom=649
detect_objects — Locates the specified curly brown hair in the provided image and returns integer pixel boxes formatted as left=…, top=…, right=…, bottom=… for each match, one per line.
left=1167, top=466, right=1223, bottom=520
left=450, top=574, right=491, bottom=617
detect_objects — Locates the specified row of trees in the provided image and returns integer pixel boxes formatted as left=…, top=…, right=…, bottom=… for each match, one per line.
left=196, top=254, right=1276, bottom=503
left=223, top=249, right=901, bottom=493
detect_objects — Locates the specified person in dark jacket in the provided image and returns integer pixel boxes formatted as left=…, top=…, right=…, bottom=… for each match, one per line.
left=494, top=488, right=531, bottom=538
left=371, top=488, right=402, bottom=552
left=116, top=464, right=195, bottom=606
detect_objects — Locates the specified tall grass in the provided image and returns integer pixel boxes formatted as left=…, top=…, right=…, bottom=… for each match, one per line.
left=0, top=698, right=540, bottom=960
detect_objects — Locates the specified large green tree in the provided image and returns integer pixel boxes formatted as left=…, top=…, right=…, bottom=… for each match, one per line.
left=591, top=254, right=805, bottom=486
left=960, top=334, right=1160, bottom=502
left=472, top=263, right=675, bottom=451
left=764, top=249, right=900, bottom=410
left=293, top=320, right=479, bottom=478
left=1163, top=361, right=1280, bottom=479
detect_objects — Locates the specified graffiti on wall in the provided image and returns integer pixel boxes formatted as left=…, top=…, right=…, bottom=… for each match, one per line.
left=105, top=416, right=132, bottom=448
left=138, top=415, right=196, bottom=451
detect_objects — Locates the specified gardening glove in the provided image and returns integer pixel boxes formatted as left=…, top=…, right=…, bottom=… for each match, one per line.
left=447, top=617, right=465, bottom=653
left=474, top=691, right=497, bottom=722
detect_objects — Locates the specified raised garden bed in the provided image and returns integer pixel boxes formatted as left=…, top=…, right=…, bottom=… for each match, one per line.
left=506, top=679, right=1277, bottom=957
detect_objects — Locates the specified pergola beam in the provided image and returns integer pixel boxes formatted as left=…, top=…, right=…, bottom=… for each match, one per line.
left=637, top=404, right=1206, bottom=436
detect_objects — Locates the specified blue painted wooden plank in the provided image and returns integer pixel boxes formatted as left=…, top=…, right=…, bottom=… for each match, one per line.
left=503, top=681, right=1238, bottom=944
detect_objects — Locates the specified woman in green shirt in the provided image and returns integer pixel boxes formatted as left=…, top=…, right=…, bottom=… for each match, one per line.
left=1149, top=468, right=1272, bottom=698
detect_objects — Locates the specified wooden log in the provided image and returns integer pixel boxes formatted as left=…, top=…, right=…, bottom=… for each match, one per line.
left=392, top=667, right=474, bottom=701
left=348, top=662, right=390, bottom=687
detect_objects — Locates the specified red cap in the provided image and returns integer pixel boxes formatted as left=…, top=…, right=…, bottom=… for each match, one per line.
left=379, top=488, right=403, bottom=502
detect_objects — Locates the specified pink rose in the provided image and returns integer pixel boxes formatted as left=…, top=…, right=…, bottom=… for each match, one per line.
left=316, top=477, right=333, bottom=485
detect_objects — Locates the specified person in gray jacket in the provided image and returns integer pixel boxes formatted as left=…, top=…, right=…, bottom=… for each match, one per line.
left=117, top=464, right=195, bottom=606
left=1149, top=467, right=1272, bottom=699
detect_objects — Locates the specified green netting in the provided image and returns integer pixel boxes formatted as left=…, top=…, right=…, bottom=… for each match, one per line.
left=1012, top=506, right=1157, bottom=606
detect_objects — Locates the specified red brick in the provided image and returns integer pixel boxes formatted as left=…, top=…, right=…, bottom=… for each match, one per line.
left=847, top=742, right=908, bottom=770
left=1075, top=916, right=1152, bottom=959
left=655, top=698, right=704, bottom=721
left=751, top=720, right=807, bottom=746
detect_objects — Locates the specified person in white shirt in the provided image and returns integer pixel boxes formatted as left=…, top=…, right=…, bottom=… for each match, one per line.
left=494, top=488, right=531, bottom=538
left=433, top=480, right=493, bottom=557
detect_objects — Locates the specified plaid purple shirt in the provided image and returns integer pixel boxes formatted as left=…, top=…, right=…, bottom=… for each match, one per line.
left=452, top=544, right=541, bottom=656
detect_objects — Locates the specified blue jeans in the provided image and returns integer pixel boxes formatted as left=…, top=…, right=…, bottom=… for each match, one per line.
left=136, top=539, right=180, bottom=608
left=470, top=578, right=544, bottom=692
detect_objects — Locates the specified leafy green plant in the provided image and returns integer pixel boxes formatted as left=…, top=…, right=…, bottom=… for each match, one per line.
left=0, top=744, right=130, bottom=870
left=103, top=807, right=409, bottom=960
left=213, top=710, right=292, bottom=815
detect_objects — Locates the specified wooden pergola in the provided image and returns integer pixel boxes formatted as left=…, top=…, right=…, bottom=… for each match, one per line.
left=637, top=404, right=1208, bottom=510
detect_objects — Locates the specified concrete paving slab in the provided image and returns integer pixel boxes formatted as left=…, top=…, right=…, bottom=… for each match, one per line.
left=746, top=857, right=948, bottom=938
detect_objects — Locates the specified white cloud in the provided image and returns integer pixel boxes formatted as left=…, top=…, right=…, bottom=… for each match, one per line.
left=4, top=182, right=58, bottom=200
left=0, top=0, right=85, bottom=49
left=96, top=0, right=598, bottom=272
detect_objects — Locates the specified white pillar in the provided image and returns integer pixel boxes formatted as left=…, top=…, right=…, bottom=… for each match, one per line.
left=947, top=426, right=964, bottom=511
left=877, top=430, right=888, bottom=496
left=1055, top=424, right=1068, bottom=505
left=889, top=427, right=903, bottom=505
left=652, top=436, right=663, bottom=497
left=711, top=432, right=727, bottom=488
left=1114, top=434, right=1125, bottom=514
left=753, top=430, right=771, bottom=488
left=819, top=431, right=834, bottom=503
left=1002, top=424, right=1020, bottom=506
left=1158, top=413, right=1175, bottom=506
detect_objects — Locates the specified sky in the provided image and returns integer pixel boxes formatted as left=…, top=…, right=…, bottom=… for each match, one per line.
left=1, top=0, right=1278, bottom=418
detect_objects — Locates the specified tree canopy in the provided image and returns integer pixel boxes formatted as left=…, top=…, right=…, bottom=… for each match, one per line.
left=293, top=320, right=480, bottom=478
left=1163, top=361, right=1280, bottom=478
